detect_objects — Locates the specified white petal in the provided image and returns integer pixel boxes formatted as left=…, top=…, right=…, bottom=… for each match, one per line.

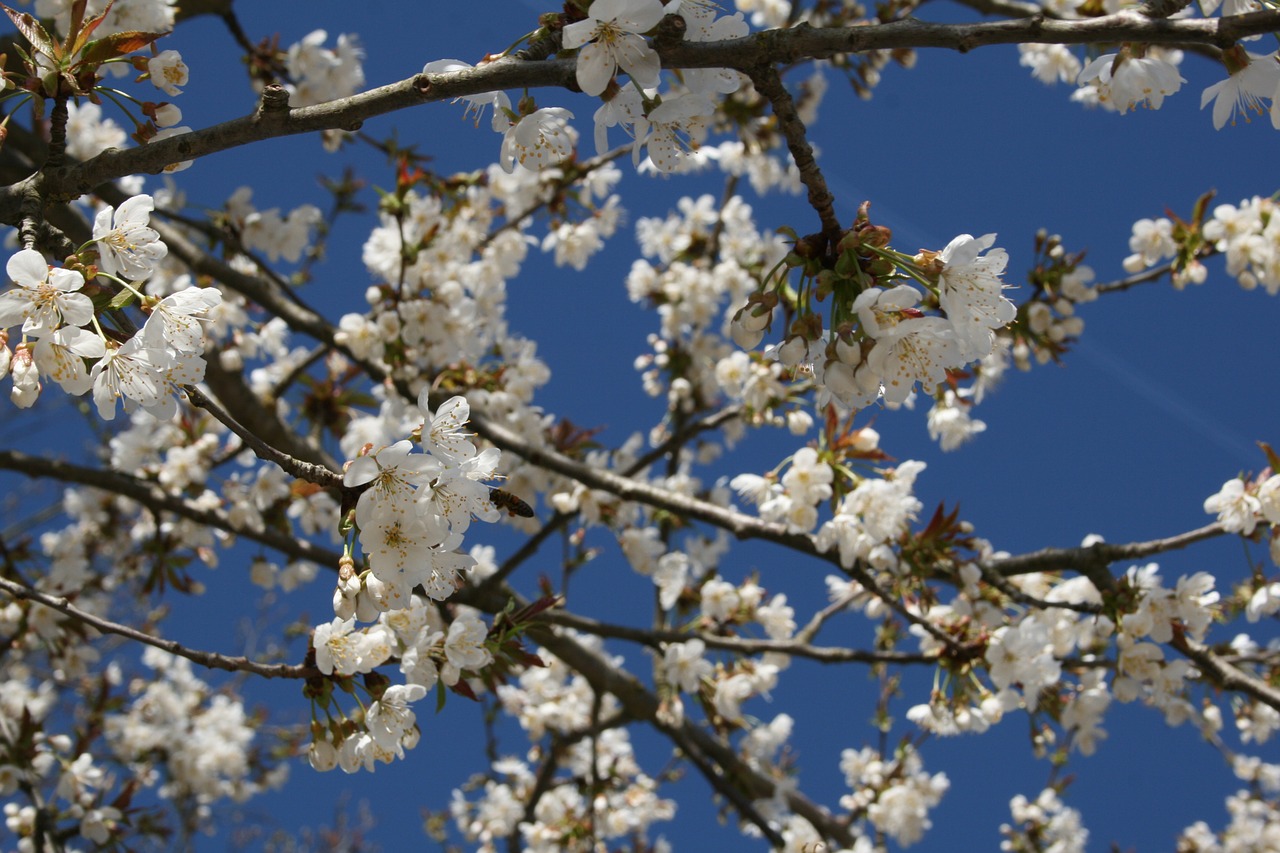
left=575, top=42, right=616, bottom=96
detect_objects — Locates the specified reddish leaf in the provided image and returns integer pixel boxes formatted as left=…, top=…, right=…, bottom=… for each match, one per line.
left=2, top=6, right=57, bottom=59
left=1260, top=442, right=1280, bottom=478
left=507, top=648, right=547, bottom=668
left=67, top=0, right=88, bottom=46
left=79, top=31, right=163, bottom=66
left=508, top=593, right=560, bottom=624
left=920, top=502, right=948, bottom=538
left=449, top=678, right=479, bottom=702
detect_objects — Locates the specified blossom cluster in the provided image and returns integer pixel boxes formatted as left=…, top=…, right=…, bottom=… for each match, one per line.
left=106, top=648, right=277, bottom=802
left=0, top=195, right=222, bottom=418
left=0, top=643, right=282, bottom=849
left=1136, top=194, right=1280, bottom=295
left=309, top=602, right=496, bottom=772
left=729, top=232, right=1018, bottom=424
left=427, top=0, right=755, bottom=175
left=1019, top=18, right=1280, bottom=134
left=1179, top=755, right=1280, bottom=850
left=629, top=192, right=791, bottom=425
left=335, top=394, right=501, bottom=616
left=285, top=29, right=365, bottom=109
left=1001, top=788, right=1089, bottom=853
left=840, top=744, right=950, bottom=847
left=28, top=0, right=177, bottom=35
left=453, top=641, right=677, bottom=850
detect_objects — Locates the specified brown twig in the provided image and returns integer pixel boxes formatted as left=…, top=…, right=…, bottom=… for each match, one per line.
left=989, top=522, right=1226, bottom=580
left=537, top=608, right=937, bottom=664
left=747, top=63, right=840, bottom=237
left=183, top=385, right=343, bottom=490
left=0, top=575, right=319, bottom=679
left=1170, top=631, right=1280, bottom=712
left=0, top=448, right=344, bottom=569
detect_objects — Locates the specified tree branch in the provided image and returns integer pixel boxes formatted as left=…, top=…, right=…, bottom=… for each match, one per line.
left=1170, top=631, right=1280, bottom=712
left=747, top=64, right=840, bottom=237
left=989, top=521, right=1227, bottom=581
left=184, top=385, right=343, bottom=489
left=538, top=608, right=937, bottom=664
left=3, top=10, right=1272, bottom=218
left=0, top=575, right=319, bottom=679
left=0, top=449, right=344, bottom=569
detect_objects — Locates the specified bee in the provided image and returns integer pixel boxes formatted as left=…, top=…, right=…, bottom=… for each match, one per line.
left=488, top=487, right=535, bottom=518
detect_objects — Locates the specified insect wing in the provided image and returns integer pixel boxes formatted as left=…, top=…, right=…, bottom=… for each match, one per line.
left=489, top=487, right=534, bottom=518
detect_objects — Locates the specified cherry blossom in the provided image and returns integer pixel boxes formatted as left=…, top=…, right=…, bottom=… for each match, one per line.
left=1205, top=477, right=1263, bottom=534
left=285, top=29, right=365, bottom=107
left=147, top=49, right=188, bottom=97
left=0, top=250, right=93, bottom=337
left=423, top=59, right=512, bottom=131
left=1077, top=50, right=1184, bottom=113
left=662, top=639, right=714, bottom=693
left=936, top=232, right=1015, bottom=358
left=635, top=93, right=716, bottom=173
left=498, top=107, right=576, bottom=173
left=1201, top=50, right=1280, bottom=129
left=32, top=326, right=105, bottom=395
left=561, top=0, right=665, bottom=97
left=142, top=285, right=222, bottom=354
left=88, top=334, right=172, bottom=421
left=866, top=316, right=964, bottom=405
left=93, top=195, right=169, bottom=281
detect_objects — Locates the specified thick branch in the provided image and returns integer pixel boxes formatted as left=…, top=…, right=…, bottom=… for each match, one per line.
left=989, top=521, right=1226, bottom=581
left=1170, top=631, right=1280, bottom=712
left=658, top=9, right=1280, bottom=65
left=0, top=10, right=1272, bottom=220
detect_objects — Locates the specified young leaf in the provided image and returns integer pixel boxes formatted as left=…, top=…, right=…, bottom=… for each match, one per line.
left=2, top=5, right=57, bottom=60
left=79, top=31, right=163, bottom=67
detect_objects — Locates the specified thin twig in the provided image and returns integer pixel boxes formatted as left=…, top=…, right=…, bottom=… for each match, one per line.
left=184, top=385, right=344, bottom=489
left=0, top=576, right=319, bottom=679
left=537, top=608, right=937, bottom=664
left=746, top=64, right=840, bottom=237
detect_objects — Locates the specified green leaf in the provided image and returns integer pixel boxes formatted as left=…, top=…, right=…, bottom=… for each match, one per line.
left=107, top=288, right=136, bottom=310
left=1190, top=189, right=1216, bottom=228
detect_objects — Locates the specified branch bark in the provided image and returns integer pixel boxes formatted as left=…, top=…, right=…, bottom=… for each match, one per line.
left=2, top=9, right=1275, bottom=220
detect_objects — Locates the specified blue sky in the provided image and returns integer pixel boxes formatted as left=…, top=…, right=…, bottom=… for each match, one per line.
left=10, top=1, right=1280, bottom=850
